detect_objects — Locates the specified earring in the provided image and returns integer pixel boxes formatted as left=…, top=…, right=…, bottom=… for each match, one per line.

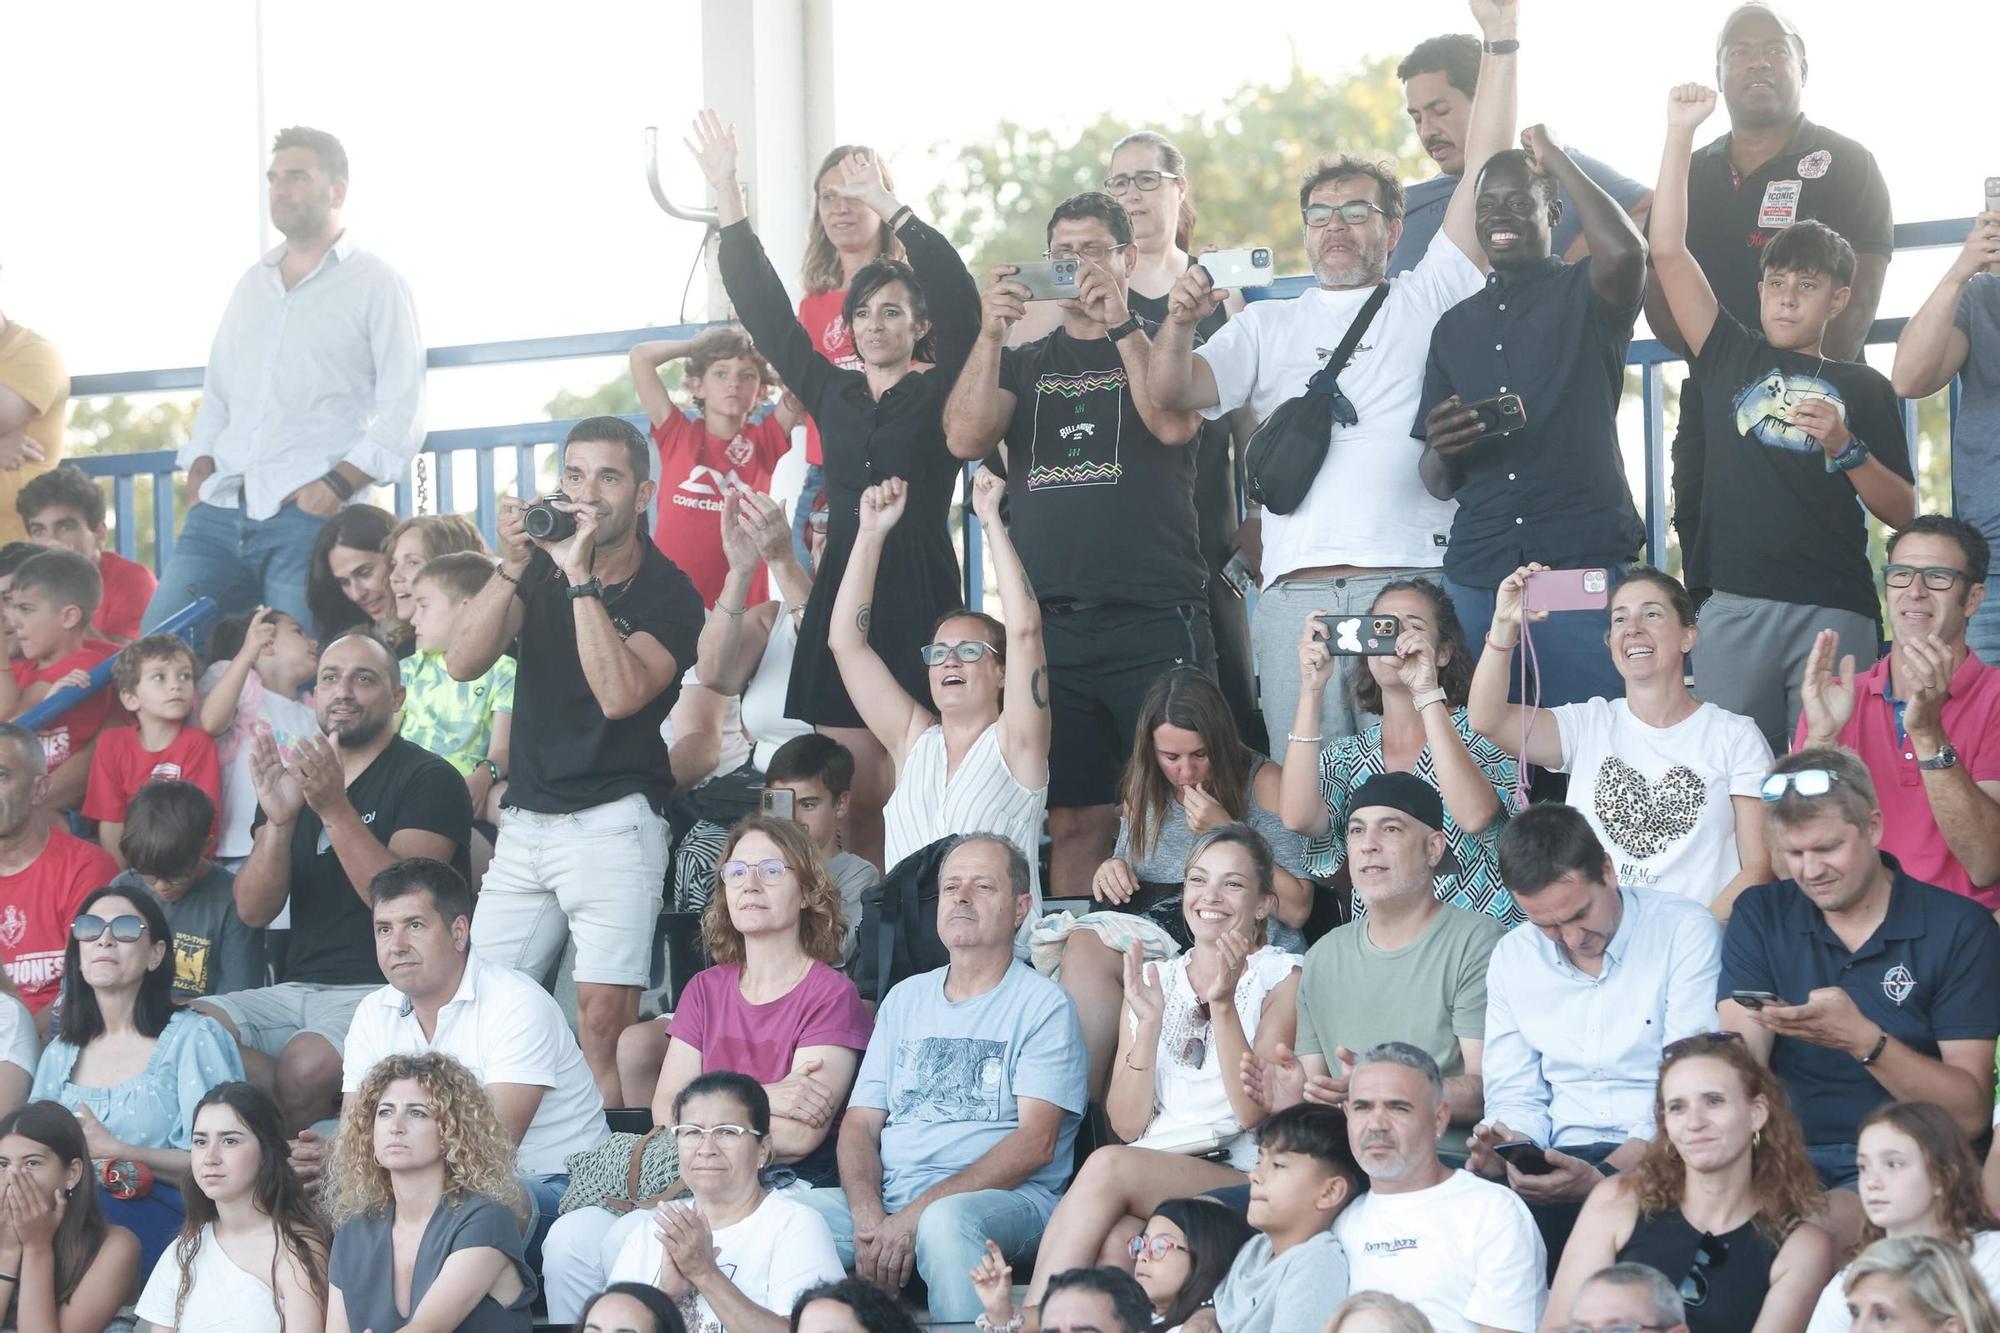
left=1753, top=1128, right=1762, bottom=1150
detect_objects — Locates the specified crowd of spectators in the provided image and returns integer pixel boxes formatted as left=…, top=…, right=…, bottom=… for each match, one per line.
left=2, top=0, right=2000, bottom=1329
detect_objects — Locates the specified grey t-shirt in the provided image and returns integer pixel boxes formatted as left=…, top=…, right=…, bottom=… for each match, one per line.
left=111, top=866, right=264, bottom=1000
left=1213, top=1230, right=1351, bottom=1333
left=830, top=850, right=881, bottom=965
left=1953, top=272, right=2000, bottom=545
left=327, top=1193, right=534, bottom=1333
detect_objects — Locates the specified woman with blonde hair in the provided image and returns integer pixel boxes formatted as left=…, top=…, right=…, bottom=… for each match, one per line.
left=384, top=512, right=487, bottom=626
left=324, top=1051, right=534, bottom=1333
left=546, top=815, right=872, bottom=1321
left=1845, top=1236, right=2000, bottom=1333
left=1326, top=1290, right=1437, bottom=1333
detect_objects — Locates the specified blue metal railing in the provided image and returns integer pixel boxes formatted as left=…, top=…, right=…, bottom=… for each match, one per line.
left=69, top=216, right=1977, bottom=598
left=17, top=597, right=218, bottom=732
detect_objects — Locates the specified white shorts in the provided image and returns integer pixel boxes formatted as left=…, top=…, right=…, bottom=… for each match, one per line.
left=198, top=982, right=376, bottom=1056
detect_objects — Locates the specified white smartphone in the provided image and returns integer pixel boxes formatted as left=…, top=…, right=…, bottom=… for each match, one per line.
left=1198, top=247, right=1277, bottom=290
left=1007, top=258, right=1082, bottom=302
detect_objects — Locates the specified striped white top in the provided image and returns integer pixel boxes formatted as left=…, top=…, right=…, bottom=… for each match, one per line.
left=883, top=722, right=1047, bottom=942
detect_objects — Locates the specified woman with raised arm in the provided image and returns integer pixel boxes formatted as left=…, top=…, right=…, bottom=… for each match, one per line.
left=687, top=111, right=976, bottom=871
left=831, top=471, right=1049, bottom=909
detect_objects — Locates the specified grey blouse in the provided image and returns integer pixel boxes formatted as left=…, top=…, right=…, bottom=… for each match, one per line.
left=327, top=1192, right=534, bottom=1332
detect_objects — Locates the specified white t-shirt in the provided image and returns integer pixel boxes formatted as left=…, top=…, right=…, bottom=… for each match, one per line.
left=660, top=664, right=753, bottom=786
left=1806, top=1230, right=2000, bottom=1333
left=608, top=1191, right=845, bottom=1333
left=341, top=950, right=607, bottom=1176
left=1334, top=1168, right=1547, bottom=1333
left=0, top=993, right=39, bottom=1076
left=134, top=1223, right=284, bottom=1332
left=1129, top=945, right=1301, bottom=1170
left=1195, top=225, right=1482, bottom=580
left=1552, top=698, right=1773, bottom=905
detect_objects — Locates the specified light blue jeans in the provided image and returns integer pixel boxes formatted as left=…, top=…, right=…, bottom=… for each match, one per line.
left=142, top=500, right=327, bottom=632
left=798, top=1185, right=1049, bottom=1322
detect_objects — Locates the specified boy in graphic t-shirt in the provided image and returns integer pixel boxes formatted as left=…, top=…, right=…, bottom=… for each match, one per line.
left=1651, top=83, right=1916, bottom=751
left=109, top=781, right=262, bottom=1000
left=83, top=634, right=221, bottom=867
left=0, top=548, right=118, bottom=809
left=629, top=328, right=800, bottom=608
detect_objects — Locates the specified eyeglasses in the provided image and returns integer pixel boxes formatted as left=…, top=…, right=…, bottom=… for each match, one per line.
left=1760, top=769, right=1841, bottom=802
left=719, top=858, right=790, bottom=886
left=920, top=641, right=1002, bottom=667
left=1102, top=171, right=1181, bottom=194
left=1179, top=1001, right=1213, bottom=1068
left=71, top=914, right=146, bottom=944
left=1128, top=1234, right=1191, bottom=1261
left=1303, top=200, right=1390, bottom=229
left=668, top=1123, right=764, bottom=1148
left=1662, top=1031, right=1743, bottom=1062
left=1044, top=243, right=1130, bottom=262
left=1679, top=1232, right=1729, bottom=1307
left=1883, top=564, right=1968, bottom=591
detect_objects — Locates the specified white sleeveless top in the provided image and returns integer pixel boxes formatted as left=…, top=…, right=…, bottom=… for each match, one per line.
left=742, top=605, right=812, bottom=771
left=883, top=722, right=1047, bottom=925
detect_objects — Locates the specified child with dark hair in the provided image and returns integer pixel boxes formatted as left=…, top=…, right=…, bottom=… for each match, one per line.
left=15, top=464, right=158, bottom=642
left=197, top=605, right=320, bottom=867
left=401, top=552, right=513, bottom=823
left=84, top=634, right=221, bottom=867
left=0, top=541, right=41, bottom=659
left=110, top=780, right=263, bottom=1000
left=0, top=547, right=117, bottom=807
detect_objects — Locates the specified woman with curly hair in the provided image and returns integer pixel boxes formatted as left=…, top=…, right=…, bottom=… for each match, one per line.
left=324, top=1051, right=534, bottom=1333
left=0, top=1100, right=140, bottom=1333
left=1545, top=1033, right=1838, bottom=1333
left=1805, top=1103, right=2000, bottom=1332
left=135, top=1082, right=328, bottom=1331
left=790, top=1276, right=922, bottom=1333
left=547, top=816, right=872, bottom=1321
left=1842, top=1235, right=2000, bottom=1333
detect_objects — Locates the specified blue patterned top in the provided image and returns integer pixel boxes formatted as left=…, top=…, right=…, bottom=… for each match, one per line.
left=1302, top=707, right=1523, bottom=926
left=32, top=1008, right=246, bottom=1150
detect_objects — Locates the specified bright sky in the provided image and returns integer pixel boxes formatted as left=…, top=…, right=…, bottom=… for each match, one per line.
left=2, top=0, right=1981, bottom=443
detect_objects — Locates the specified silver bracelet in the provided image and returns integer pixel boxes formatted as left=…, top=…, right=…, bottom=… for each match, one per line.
left=1286, top=732, right=1322, bottom=746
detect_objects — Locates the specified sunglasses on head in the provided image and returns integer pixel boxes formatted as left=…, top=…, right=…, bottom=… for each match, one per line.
left=72, top=913, right=147, bottom=944
left=1760, top=769, right=1840, bottom=802
left=920, top=641, right=1001, bottom=667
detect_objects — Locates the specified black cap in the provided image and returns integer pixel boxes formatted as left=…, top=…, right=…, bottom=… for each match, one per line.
left=1349, top=772, right=1445, bottom=832
left=1716, top=2, right=1804, bottom=56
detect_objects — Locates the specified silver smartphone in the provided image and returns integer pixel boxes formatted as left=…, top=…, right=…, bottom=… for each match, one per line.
left=1198, top=247, right=1277, bottom=289
left=1007, top=257, right=1083, bottom=302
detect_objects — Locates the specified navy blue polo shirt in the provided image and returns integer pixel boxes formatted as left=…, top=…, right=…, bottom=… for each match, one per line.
left=1413, top=256, right=1646, bottom=587
left=1719, top=856, right=2000, bottom=1148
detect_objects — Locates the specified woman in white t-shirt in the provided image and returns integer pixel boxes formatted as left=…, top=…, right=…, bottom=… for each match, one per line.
left=1018, top=824, right=1301, bottom=1315
left=0, top=973, right=37, bottom=1117
left=135, top=1082, right=328, bottom=1332
left=608, top=1071, right=843, bottom=1333
left=1469, top=564, right=1773, bottom=914
left=1805, top=1103, right=2000, bottom=1333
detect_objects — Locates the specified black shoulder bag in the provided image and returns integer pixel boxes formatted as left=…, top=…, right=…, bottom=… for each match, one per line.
left=1243, top=282, right=1392, bottom=515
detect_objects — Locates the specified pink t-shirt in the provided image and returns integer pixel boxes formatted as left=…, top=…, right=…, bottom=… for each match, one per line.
left=668, top=960, right=872, bottom=1078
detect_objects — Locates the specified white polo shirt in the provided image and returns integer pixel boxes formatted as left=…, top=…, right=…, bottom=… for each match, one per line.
left=1195, top=225, right=1482, bottom=581
left=342, top=948, right=607, bottom=1176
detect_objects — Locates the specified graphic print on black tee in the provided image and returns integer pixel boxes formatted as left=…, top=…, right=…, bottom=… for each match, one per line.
left=1027, top=368, right=1129, bottom=490
left=1731, top=365, right=1847, bottom=456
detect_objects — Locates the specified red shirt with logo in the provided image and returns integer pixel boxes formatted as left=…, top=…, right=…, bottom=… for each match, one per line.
left=650, top=411, right=791, bottom=607
left=797, top=289, right=862, bottom=469
left=96, top=550, right=159, bottom=642
left=0, top=827, right=119, bottom=1011
left=10, top=638, right=120, bottom=771
left=81, top=723, right=223, bottom=848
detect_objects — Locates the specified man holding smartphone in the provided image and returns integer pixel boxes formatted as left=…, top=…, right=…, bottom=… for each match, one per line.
left=1415, top=124, right=1649, bottom=707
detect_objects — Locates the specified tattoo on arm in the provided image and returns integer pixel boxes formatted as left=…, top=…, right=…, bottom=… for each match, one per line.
left=856, top=604, right=872, bottom=634
left=1030, top=664, right=1049, bottom=710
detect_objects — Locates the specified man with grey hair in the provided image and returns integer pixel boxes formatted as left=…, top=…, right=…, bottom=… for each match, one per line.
left=1335, top=1040, right=1547, bottom=1333
left=0, top=720, right=117, bottom=1025
left=799, top=833, right=1088, bottom=1323
left=1566, top=1263, right=1688, bottom=1333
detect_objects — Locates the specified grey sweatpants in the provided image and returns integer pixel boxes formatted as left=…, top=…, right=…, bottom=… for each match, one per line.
left=1692, top=590, right=1877, bottom=755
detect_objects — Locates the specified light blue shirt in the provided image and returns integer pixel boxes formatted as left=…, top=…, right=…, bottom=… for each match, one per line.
left=32, top=1008, right=245, bottom=1151
left=853, top=960, right=1087, bottom=1215
left=1482, top=886, right=1722, bottom=1148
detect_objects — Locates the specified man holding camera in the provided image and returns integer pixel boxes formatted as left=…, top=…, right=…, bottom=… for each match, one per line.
left=1415, top=124, right=1649, bottom=707
left=448, top=415, right=704, bottom=1104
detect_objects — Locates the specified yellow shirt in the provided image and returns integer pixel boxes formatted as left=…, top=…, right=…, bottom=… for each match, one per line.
left=0, top=320, right=67, bottom=544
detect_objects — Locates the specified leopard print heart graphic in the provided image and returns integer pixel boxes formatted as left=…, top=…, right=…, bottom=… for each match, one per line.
left=1593, top=757, right=1705, bottom=859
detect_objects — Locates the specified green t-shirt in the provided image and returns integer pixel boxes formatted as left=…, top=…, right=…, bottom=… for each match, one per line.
left=399, top=650, right=515, bottom=776
left=1296, top=902, right=1506, bottom=1153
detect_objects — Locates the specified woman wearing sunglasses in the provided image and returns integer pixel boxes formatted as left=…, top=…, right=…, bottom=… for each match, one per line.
left=1544, top=1033, right=1836, bottom=1333
left=543, top=816, right=870, bottom=1322
left=832, top=471, right=1049, bottom=915
left=29, top=887, right=244, bottom=1275
left=606, top=1072, right=843, bottom=1333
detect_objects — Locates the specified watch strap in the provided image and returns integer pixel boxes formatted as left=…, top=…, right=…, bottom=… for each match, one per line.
left=1483, top=37, right=1521, bottom=53
left=567, top=577, right=604, bottom=601
left=1859, top=1029, right=1889, bottom=1066
left=1918, top=742, right=1959, bottom=771
left=1107, top=314, right=1144, bottom=342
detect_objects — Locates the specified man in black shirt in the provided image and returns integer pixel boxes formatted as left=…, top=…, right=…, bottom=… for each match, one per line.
left=944, top=192, right=1210, bottom=896
left=449, top=416, right=703, bottom=1104
left=197, top=632, right=471, bottom=1134
left=1645, top=3, right=1895, bottom=599
left=1417, top=124, right=1649, bottom=707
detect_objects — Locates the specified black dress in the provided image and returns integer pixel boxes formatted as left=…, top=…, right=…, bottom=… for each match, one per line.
left=1618, top=1207, right=1780, bottom=1333
left=718, top=216, right=975, bottom=728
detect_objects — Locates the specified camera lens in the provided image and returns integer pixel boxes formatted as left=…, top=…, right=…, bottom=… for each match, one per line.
left=1253, top=249, right=1271, bottom=266
left=523, top=500, right=576, bottom=542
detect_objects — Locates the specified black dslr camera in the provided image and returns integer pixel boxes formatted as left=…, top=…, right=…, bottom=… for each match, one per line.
left=522, top=495, right=576, bottom=542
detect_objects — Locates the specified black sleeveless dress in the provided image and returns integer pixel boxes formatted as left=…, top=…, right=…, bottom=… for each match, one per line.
left=1618, top=1208, right=1780, bottom=1333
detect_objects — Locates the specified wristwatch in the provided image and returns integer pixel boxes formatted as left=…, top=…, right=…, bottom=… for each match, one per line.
left=1106, top=314, right=1144, bottom=343
left=566, top=577, right=604, bottom=601
left=1483, top=37, right=1521, bottom=53
left=1918, top=741, right=1960, bottom=771
left=479, top=758, right=504, bottom=783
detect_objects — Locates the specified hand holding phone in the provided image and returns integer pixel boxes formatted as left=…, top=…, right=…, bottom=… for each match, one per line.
left=1315, top=614, right=1401, bottom=656
left=1008, top=258, right=1083, bottom=302
left=1493, top=1140, right=1558, bottom=1176
left=1731, top=989, right=1782, bottom=1011
left=759, top=787, right=796, bottom=820
left=1197, top=247, right=1277, bottom=290
left=1523, top=568, right=1612, bottom=614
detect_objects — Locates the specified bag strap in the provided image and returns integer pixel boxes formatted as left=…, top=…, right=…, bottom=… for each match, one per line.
left=1307, top=282, right=1392, bottom=395
left=626, top=1125, right=668, bottom=1200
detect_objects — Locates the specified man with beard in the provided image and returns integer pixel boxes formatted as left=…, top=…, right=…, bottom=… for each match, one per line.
left=450, top=416, right=704, bottom=1105
left=195, top=633, right=471, bottom=1135
left=147, top=127, right=425, bottom=631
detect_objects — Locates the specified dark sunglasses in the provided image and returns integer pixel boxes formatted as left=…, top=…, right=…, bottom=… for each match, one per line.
left=1179, top=1001, right=1213, bottom=1068
left=72, top=913, right=147, bottom=944
left=1680, top=1232, right=1729, bottom=1307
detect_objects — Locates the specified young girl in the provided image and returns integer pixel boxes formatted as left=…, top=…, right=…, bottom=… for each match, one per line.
left=0, top=1100, right=142, bottom=1333
left=135, top=1082, right=328, bottom=1331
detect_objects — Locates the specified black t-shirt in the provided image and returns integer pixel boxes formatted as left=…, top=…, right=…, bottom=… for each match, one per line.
left=996, top=326, right=1206, bottom=606
left=1128, top=284, right=1238, bottom=567
left=1693, top=311, right=1911, bottom=620
left=506, top=544, right=704, bottom=814
left=258, top=736, right=472, bottom=986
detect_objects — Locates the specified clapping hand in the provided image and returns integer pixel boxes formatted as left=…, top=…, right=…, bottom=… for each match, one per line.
left=656, top=1200, right=720, bottom=1282
left=248, top=725, right=306, bottom=825
left=685, top=109, right=739, bottom=189
left=1898, top=633, right=1955, bottom=748
left=1799, top=627, right=1857, bottom=743
left=1122, top=942, right=1165, bottom=1030
left=1667, top=84, right=1720, bottom=132
left=1204, top=931, right=1251, bottom=1007
left=288, top=730, right=351, bottom=816
left=739, top=488, right=794, bottom=566
left=1240, top=1043, right=1307, bottom=1113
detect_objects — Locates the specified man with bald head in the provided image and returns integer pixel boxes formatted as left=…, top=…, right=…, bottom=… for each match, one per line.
left=196, top=632, right=471, bottom=1136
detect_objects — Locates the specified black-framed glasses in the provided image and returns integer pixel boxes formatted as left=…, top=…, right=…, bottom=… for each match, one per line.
left=1760, top=769, right=1840, bottom=802
left=71, top=914, right=146, bottom=944
left=1102, top=171, right=1181, bottom=194
left=719, top=858, right=790, bottom=886
left=1179, top=1001, right=1213, bottom=1068
left=1679, top=1232, right=1729, bottom=1307
left=1662, top=1031, right=1744, bottom=1062
left=668, top=1123, right=765, bottom=1148
left=1883, top=563, right=1968, bottom=592
left=1044, top=243, right=1130, bottom=262
left=920, top=641, right=1002, bottom=667
left=1128, top=1234, right=1191, bottom=1260
left=1303, top=200, right=1390, bottom=229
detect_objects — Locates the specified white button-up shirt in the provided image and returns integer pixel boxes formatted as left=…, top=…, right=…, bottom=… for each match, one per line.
left=341, top=948, right=607, bottom=1177
left=179, top=232, right=425, bottom=519
left=1483, top=886, right=1723, bottom=1148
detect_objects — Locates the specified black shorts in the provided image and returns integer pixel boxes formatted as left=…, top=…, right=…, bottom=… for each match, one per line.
left=1042, top=601, right=1216, bottom=808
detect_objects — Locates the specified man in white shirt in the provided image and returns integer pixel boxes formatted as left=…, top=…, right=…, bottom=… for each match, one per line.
left=1335, top=1041, right=1547, bottom=1333
left=146, top=126, right=424, bottom=631
left=336, top=856, right=606, bottom=1257
left=1471, top=803, right=1722, bottom=1262
left=1149, top=0, right=1519, bottom=747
